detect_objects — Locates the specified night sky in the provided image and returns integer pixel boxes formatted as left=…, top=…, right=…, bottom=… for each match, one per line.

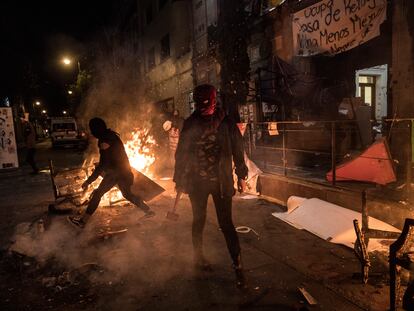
left=0, top=1, right=117, bottom=115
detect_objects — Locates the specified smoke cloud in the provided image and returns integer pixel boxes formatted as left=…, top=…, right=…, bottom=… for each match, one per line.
left=76, top=28, right=155, bottom=137
left=75, top=28, right=172, bottom=175
left=9, top=203, right=194, bottom=289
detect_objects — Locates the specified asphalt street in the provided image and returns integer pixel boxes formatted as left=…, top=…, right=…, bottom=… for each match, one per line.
left=0, top=141, right=390, bottom=311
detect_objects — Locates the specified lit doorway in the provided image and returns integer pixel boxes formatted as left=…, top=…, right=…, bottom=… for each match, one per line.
left=357, top=75, right=376, bottom=119
left=355, top=65, right=388, bottom=121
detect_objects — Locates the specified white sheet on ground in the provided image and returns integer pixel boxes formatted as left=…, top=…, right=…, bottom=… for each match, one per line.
left=239, top=194, right=259, bottom=200
left=272, top=197, right=400, bottom=253
left=286, top=196, right=307, bottom=213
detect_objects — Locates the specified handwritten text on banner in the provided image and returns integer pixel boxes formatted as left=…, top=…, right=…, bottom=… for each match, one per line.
left=292, top=0, right=387, bottom=56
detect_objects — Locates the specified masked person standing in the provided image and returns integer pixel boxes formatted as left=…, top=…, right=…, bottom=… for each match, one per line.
left=174, top=84, right=248, bottom=288
left=68, top=118, right=155, bottom=228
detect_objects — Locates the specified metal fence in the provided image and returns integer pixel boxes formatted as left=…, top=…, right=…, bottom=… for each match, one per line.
left=244, top=119, right=413, bottom=198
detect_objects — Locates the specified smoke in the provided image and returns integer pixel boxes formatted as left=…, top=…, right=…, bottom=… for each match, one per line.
left=9, top=204, right=194, bottom=288
left=75, top=28, right=172, bottom=175
left=76, top=28, right=155, bottom=137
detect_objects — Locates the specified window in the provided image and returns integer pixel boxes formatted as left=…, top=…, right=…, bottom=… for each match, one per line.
left=195, top=1, right=203, bottom=10
left=158, top=98, right=174, bottom=114
left=146, top=5, right=153, bottom=24
left=147, top=47, right=155, bottom=70
left=160, top=34, right=170, bottom=60
left=358, top=76, right=375, bottom=84
left=159, top=0, right=168, bottom=10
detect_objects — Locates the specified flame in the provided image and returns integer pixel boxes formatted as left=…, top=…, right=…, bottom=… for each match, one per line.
left=84, top=127, right=157, bottom=207
left=124, top=128, right=156, bottom=176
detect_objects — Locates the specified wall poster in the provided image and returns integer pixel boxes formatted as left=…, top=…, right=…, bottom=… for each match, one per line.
left=0, top=107, right=18, bottom=169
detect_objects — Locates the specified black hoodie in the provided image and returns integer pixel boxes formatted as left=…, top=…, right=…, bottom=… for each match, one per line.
left=86, top=129, right=132, bottom=184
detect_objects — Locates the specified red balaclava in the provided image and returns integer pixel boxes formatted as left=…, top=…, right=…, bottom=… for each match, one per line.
left=194, top=84, right=217, bottom=116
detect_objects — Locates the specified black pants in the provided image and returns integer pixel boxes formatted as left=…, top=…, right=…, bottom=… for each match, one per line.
left=26, top=148, right=38, bottom=172
left=86, top=173, right=150, bottom=215
left=189, top=182, right=241, bottom=264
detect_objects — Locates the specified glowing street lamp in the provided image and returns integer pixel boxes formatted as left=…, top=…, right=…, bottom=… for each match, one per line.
left=35, top=101, right=41, bottom=106
left=62, top=110, right=67, bottom=115
left=41, top=110, right=47, bottom=114
left=61, top=56, right=81, bottom=72
left=67, top=90, right=73, bottom=95
left=62, top=57, right=72, bottom=65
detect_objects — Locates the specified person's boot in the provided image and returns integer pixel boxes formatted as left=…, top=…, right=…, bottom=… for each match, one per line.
left=194, top=251, right=213, bottom=272
left=140, top=209, right=155, bottom=219
left=232, top=254, right=247, bottom=289
left=67, top=216, right=86, bottom=229
left=67, top=213, right=90, bottom=229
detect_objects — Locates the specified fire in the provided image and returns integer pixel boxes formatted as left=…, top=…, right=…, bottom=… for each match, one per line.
left=124, top=128, right=156, bottom=176
left=83, top=127, right=157, bottom=207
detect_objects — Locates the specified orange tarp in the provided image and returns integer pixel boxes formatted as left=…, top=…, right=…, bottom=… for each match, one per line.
left=326, top=138, right=396, bottom=185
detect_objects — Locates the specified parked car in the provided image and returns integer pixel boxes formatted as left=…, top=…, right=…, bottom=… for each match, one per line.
left=50, top=117, right=88, bottom=149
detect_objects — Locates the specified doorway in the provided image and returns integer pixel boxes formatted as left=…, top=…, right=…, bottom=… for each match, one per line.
left=357, top=75, right=376, bottom=119
left=355, top=65, right=388, bottom=121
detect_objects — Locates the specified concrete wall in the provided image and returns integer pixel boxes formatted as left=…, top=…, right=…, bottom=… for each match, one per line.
left=387, top=0, right=414, bottom=175
left=391, top=0, right=414, bottom=118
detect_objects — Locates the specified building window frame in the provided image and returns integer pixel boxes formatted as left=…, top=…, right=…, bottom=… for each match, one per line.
left=195, top=0, right=203, bottom=10
left=157, top=97, right=175, bottom=114
left=147, top=47, right=156, bottom=71
left=160, top=34, right=171, bottom=61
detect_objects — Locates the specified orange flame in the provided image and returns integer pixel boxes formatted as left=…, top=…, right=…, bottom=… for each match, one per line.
left=124, top=128, right=156, bottom=176
left=85, top=128, right=156, bottom=207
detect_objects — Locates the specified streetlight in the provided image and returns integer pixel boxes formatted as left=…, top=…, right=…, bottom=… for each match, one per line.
left=67, top=90, right=73, bottom=95
left=32, top=101, right=41, bottom=115
left=41, top=110, right=47, bottom=114
left=62, top=57, right=71, bottom=65
left=61, top=56, right=81, bottom=72
left=62, top=110, right=67, bottom=115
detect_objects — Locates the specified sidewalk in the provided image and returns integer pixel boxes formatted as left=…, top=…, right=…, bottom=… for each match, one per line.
left=231, top=194, right=389, bottom=310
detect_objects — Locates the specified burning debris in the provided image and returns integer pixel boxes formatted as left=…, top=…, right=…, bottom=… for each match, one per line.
left=88, top=127, right=158, bottom=207
left=64, top=118, right=162, bottom=229
left=124, top=128, right=156, bottom=177
left=50, top=125, right=161, bottom=210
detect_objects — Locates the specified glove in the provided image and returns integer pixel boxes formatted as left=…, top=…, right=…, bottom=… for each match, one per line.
left=237, top=178, right=246, bottom=194
left=81, top=181, right=90, bottom=191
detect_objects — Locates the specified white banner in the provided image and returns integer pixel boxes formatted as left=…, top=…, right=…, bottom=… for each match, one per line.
left=0, top=107, right=18, bottom=169
left=292, top=0, right=387, bottom=56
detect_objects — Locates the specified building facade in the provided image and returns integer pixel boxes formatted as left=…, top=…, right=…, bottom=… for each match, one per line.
left=243, top=0, right=413, bottom=174
left=134, top=0, right=413, bottom=123
left=137, top=0, right=194, bottom=117
left=191, top=0, right=220, bottom=88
